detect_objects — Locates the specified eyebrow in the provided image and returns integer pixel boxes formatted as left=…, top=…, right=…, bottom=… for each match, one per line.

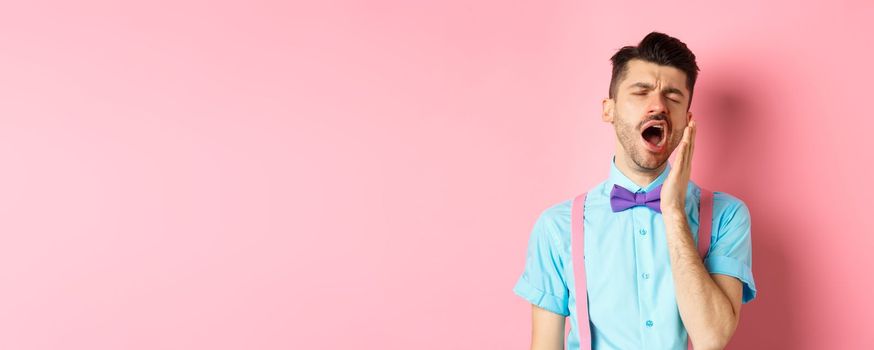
left=628, top=82, right=686, bottom=98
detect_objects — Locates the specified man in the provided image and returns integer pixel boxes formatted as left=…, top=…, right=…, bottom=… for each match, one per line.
left=513, top=32, right=757, bottom=350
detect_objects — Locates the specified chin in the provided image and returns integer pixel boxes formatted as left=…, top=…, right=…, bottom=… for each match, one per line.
left=633, top=152, right=668, bottom=170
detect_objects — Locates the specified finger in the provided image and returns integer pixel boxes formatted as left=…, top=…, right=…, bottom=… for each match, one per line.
left=687, top=138, right=693, bottom=173
left=682, top=139, right=691, bottom=170
left=689, top=120, right=698, bottom=160
left=689, top=121, right=696, bottom=162
left=681, top=123, right=693, bottom=164
left=674, top=140, right=687, bottom=171
left=683, top=123, right=692, bottom=143
left=680, top=125, right=691, bottom=163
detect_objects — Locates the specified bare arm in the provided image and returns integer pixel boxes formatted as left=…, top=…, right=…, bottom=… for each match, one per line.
left=530, top=304, right=565, bottom=350
left=664, top=210, right=744, bottom=349
left=660, top=120, right=744, bottom=349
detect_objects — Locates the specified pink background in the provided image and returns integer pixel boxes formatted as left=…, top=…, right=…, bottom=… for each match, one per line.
left=1, top=1, right=872, bottom=349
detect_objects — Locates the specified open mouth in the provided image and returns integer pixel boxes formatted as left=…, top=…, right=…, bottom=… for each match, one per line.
left=640, top=121, right=667, bottom=151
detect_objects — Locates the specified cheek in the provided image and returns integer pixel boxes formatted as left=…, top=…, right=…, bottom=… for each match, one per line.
left=671, top=118, right=686, bottom=134
left=618, top=100, right=644, bottom=114
left=615, top=105, right=643, bottom=125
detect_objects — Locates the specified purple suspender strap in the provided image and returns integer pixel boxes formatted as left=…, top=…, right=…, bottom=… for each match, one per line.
left=571, top=188, right=714, bottom=350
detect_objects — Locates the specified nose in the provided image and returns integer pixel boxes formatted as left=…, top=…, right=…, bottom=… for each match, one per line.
left=646, top=94, right=669, bottom=117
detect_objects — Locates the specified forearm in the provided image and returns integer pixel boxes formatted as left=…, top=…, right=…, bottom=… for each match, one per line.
left=663, top=208, right=737, bottom=349
left=530, top=305, right=565, bottom=350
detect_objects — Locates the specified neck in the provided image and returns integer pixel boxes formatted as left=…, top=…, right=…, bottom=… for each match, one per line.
left=614, top=147, right=667, bottom=189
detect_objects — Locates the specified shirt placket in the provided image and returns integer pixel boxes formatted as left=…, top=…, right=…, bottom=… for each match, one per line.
left=631, top=196, right=657, bottom=349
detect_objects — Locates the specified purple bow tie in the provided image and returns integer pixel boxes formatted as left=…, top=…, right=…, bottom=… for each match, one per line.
left=610, top=184, right=662, bottom=213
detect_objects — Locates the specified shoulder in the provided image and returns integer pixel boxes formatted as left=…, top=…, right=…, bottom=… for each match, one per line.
left=706, top=189, right=752, bottom=238
left=693, top=182, right=750, bottom=219
left=533, top=199, right=573, bottom=248
left=712, top=191, right=750, bottom=221
left=531, top=182, right=609, bottom=248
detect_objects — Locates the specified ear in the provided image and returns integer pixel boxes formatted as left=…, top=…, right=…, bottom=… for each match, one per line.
left=602, top=98, right=615, bottom=123
left=686, top=110, right=693, bottom=124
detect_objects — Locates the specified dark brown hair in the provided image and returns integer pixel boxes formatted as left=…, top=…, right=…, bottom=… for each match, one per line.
left=608, top=32, right=700, bottom=109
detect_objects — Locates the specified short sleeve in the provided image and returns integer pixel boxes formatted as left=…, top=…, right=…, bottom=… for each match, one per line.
left=704, top=194, right=757, bottom=304
left=513, top=209, right=570, bottom=316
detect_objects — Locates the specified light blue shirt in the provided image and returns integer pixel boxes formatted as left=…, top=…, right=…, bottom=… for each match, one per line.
left=513, top=156, right=757, bottom=350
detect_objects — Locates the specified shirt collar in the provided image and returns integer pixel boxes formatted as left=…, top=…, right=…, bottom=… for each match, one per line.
left=608, top=155, right=672, bottom=193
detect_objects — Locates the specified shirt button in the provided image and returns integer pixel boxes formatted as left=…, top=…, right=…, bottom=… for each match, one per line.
left=642, top=273, right=650, bottom=279
left=639, top=229, right=647, bottom=236
left=646, top=320, right=654, bottom=327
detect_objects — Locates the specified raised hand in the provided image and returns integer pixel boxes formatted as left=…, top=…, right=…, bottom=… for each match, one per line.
left=660, top=120, right=696, bottom=214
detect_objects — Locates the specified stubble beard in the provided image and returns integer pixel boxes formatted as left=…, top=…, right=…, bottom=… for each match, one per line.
left=614, top=112, right=675, bottom=172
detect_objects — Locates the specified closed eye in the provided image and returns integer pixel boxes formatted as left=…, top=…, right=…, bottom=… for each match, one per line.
left=666, top=94, right=683, bottom=103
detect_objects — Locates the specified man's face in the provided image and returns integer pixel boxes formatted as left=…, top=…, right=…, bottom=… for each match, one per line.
left=603, top=59, right=693, bottom=171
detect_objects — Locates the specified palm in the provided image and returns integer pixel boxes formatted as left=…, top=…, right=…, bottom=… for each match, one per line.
left=661, top=120, right=696, bottom=212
